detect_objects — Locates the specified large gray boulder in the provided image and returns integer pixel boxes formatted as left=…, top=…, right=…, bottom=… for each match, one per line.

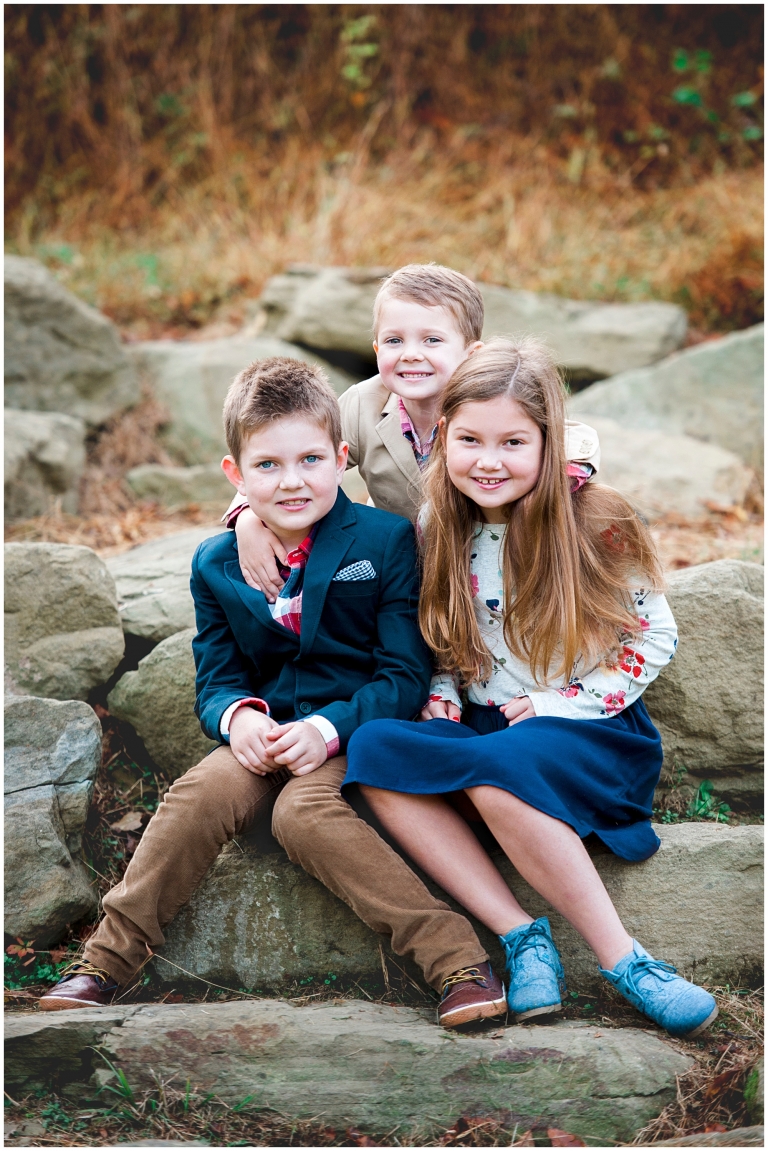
left=481, top=285, right=687, bottom=380
left=589, top=416, right=752, bottom=519
left=4, top=408, right=86, bottom=520
left=4, top=695, right=101, bottom=943
left=129, top=336, right=355, bottom=465
left=107, top=628, right=215, bottom=776
left=157, top=822, right=762, bottom=996
left=106, top=527, right=225, bottom=643
left=646, top=560, right=763, bottom=808
left=4, top=255, right=139, bottom=426
left=259, top=266, right=687, bottom=380
left=5, top=543, right=124, bottom=701
left=5, top=1000, right=691, bottom=1144
left=571, top=324, right=764, bottom=470
left=126, top=463, right=233, bottom=508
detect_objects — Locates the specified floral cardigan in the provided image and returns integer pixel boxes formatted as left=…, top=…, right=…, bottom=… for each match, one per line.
left=429, top=522, right=678, bottom=720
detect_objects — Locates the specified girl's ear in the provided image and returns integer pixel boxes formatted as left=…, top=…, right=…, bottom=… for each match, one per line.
left=221, top=455, right=246, bottom=495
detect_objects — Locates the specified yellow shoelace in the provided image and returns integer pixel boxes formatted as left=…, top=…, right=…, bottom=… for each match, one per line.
left=59, top=960, right=114, bottom=985
left=441, top=966, right=483, bottom=993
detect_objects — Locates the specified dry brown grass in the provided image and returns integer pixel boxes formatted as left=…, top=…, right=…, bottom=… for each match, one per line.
left=9, top=157, right=763, bottom=342
left=631, top=987, right=764, bottom=1145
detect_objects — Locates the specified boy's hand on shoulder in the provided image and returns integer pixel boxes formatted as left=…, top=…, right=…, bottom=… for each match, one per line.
left=235, top=506, right=288, bottom=602
left=500, top=696, right=536, bottom=725
left=419, top=698, right=461, bottom=722
left=265, top=721, right=328, bottom=776
left=229, top=706, right=281, bottom=775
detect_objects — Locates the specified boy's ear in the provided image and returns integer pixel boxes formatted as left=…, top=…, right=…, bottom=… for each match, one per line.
left=336, top=441, right=349, bottom=482
left=466, top=340, right=484, bottom=358
left=221, top=455, right=246, bottom=495
left=372, top=341, right=379, bottom=355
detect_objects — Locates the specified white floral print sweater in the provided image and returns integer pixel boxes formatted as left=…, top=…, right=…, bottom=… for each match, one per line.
left=429, top=522, right=678, bottom=720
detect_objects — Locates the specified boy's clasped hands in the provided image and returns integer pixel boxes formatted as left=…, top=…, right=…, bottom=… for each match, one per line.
left=228, top=705, right=327, bottom=776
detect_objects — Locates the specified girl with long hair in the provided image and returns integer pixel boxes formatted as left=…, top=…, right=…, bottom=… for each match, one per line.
left=344, top=338, right=718, bottom=1036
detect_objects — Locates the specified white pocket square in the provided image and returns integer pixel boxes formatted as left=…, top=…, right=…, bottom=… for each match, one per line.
left=333, top=560, right=377, bottom=582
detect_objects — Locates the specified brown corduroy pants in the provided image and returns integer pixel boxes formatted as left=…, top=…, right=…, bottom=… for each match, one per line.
left=84, top=745, right=488, bottom=990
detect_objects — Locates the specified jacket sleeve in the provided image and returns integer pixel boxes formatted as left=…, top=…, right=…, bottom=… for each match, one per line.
left=339, top=384, right=361, bottom=470
left=528, top=588, right=678, bottom=720
left=190, top=546, right=265, bottom=740
left=310, top=518, right=433, bottom=751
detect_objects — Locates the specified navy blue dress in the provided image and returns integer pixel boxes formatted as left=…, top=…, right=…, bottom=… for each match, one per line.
left=344, top=699, right=664, bottom=861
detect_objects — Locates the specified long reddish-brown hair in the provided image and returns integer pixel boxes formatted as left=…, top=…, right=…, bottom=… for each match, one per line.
left=419, top=338, right=664, bottom=686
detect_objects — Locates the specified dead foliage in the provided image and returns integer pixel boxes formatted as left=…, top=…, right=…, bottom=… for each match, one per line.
left=632, top=987, right=764, bottom=1144
left=4, top=7, right=763, bottom=336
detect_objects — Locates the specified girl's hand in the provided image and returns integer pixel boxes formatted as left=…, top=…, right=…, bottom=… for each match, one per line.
left=235, top=507, right=288, bottom=601
left=500, top=696, right=536, bottom=726
left=419, top=698, right=462, bottom=722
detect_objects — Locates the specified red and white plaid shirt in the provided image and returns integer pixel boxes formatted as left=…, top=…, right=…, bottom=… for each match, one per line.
left=398, top=397, right=439, bottom=472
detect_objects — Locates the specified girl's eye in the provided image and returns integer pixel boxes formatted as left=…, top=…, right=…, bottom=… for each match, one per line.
left=459, top=436, right=478, bottom=444
left=505, top=438, right=524, bottom=447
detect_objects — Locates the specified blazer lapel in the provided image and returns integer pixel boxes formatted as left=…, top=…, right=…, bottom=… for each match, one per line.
left=299, top=491, right=355, bottom=655
left=375, top=392, right=422, bottom=487
left=224, top=562, right=300, bottom=641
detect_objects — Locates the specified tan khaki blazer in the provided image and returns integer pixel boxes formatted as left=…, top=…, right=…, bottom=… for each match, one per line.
left=340, top=375, right=602, bottom=524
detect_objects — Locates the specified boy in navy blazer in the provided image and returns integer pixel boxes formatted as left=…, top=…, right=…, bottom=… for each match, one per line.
left=41, top=356, right=502, bottom=1028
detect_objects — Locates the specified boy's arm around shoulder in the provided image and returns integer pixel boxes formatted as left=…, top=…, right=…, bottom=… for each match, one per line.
left=190, top=541, right=266, bottom=741
left=313, top=513, right=433, bottom=751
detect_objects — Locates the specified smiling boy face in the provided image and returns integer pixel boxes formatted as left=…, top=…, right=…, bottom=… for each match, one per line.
left=222, top=417, right=348, bottom=550
left=374, top=297, right=482, bottom=403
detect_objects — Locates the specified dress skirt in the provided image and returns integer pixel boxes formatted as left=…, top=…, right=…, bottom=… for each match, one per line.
left=344, top=699, right=664, bottom=861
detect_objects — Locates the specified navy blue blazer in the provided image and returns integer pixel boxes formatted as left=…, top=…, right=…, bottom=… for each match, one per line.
left=190, top=489, right=433, bottom=752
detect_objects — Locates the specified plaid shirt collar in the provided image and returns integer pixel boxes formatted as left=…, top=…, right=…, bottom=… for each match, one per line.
left=397, top=397, right=438, bottom=472
left=270, top=526, right=317, bottom=635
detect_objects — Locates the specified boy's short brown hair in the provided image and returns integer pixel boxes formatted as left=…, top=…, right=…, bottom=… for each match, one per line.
left=224, top=357, right=342, bottom=463
left=373, top=263, right=484, bottom=345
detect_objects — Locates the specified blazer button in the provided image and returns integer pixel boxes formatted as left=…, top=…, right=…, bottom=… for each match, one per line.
left=299, top=702, right=312, bottom=714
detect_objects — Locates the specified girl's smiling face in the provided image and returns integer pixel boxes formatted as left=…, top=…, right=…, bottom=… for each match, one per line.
left=444, top=396, right=543, bottom=521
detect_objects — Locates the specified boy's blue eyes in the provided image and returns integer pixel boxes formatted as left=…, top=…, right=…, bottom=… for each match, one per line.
left=255, top=456, right=321, bottom=469
left=384, top=336, right=443, bottom=345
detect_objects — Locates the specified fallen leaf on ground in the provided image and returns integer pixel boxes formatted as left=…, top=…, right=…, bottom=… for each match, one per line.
left=109, top=812, right=144, bottom=832
left=548, top=1128, right=587, bottom=1146
left=345, top=1128, right=379, bottom=1146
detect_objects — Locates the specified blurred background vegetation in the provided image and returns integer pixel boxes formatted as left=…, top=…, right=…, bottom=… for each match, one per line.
left=5, top=4, right=764, bottom=338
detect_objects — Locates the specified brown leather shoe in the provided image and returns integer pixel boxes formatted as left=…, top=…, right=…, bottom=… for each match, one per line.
left=39, top=962, right=120, bottom=1011
left=437, top=962, right=507, bottom=1028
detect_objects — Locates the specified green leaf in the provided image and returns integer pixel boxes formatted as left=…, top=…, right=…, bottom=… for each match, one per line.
left=743, top=125, right=763, bottom=141
left=673, top=86, right=702, bottom=107
left=732, top=90, right=758, bottom=108
left=694, top=49, right=713, bottom=74
left=672, top=49, right=690, bottom=73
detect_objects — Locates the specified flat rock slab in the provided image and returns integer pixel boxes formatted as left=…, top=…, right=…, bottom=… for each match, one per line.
left=107, top=527, right=225, bottom=643
left=155, top=822, right=763, bottom=999
left=654, top=1128, right=765, bottom=1147
left=5, top=1000, right=691, bottom=1144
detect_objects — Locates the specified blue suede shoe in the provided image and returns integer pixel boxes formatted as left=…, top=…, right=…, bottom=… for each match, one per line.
left=599, top=941, right=718, bottom=1038
left=499, top=917, right=565, bottom=1021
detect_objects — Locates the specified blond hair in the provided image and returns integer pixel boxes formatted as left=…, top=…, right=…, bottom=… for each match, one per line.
left=373, top=263, right=484, bottom=345
left=223, top=357, right=341, bottom=463
left=419, top=338, right=664, bottom=686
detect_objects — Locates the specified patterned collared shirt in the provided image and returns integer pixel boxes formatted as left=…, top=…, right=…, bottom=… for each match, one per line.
left=268, top=527, right=316, bottom=635
left=398, top=397, right=439, bottom=472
